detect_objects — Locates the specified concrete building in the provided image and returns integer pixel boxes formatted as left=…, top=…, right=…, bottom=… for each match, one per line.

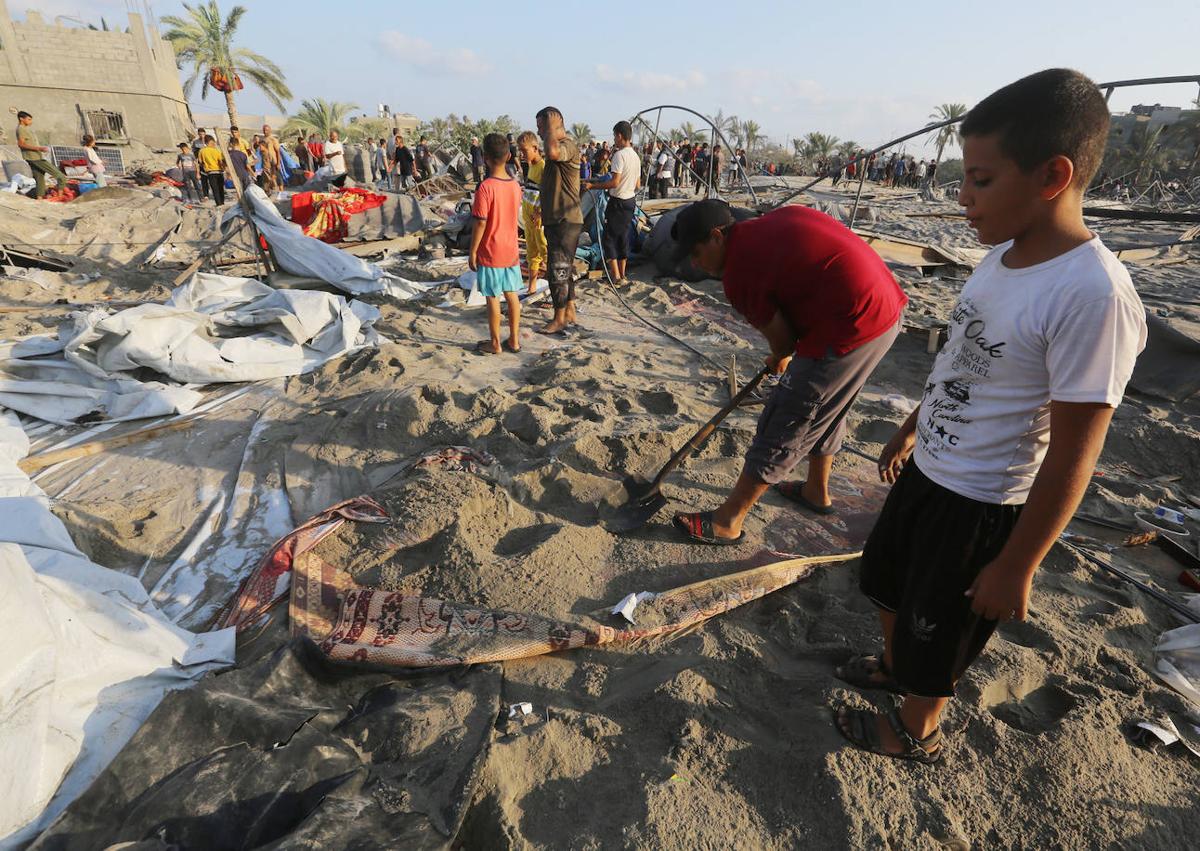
left=192, top=113, right=288, bottom=133
left=0, top=4, right=191, bottom=153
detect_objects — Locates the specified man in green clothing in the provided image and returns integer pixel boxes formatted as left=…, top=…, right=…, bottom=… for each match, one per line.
left=16, top=111, right=69, bottom=199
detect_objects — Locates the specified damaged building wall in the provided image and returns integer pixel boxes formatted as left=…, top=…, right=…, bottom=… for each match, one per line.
left=0, top=4, right=191, bottom=151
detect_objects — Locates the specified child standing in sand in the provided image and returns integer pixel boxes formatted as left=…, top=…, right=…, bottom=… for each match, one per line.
left=833, top=69, right=1147, bottom=763
left=469, top=133, right=523, bottom=355
left=516, top=131, right=547, bottom=294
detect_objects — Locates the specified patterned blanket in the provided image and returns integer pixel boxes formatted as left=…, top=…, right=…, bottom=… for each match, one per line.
left=218, top=496, right=859, bottom=668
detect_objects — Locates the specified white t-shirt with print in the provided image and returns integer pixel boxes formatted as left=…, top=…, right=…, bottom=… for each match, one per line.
left=609, top=146, right=640, bottom=200
left=914, top=236, right=1146, bottom=505
left=324, top=140, right=346, bottom=175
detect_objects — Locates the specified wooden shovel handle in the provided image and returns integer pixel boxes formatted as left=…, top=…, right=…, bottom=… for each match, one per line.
left=648, top=366, right=772, bottom=490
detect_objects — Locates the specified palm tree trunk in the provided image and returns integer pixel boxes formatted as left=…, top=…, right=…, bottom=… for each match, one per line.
left=935, top=139, right=946, bottom=168
left=225, top=89, right=239, bottom=133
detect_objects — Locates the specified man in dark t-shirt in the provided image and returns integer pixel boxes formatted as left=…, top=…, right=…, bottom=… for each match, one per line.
left=669, top=200, right=908, bottom=545
left=535, top=106, right=583, bottom=335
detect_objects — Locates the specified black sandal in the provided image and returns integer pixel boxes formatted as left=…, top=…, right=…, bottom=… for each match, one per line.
left=672, top=511, right=745, bottom=546
left=775, top=481, right=835, bottom=515
left=833, top=704, right=943, bottom=764
left=835, top=653, right=903, bottom=694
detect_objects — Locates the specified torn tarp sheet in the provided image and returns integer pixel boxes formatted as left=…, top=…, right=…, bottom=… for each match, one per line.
left=30, top=642, right=499, bottom=851
left=232, top=185, right=431, bottom=298
left=0, top=273, right=384, bottom=424
left=0, top=408, right=235, bottom=847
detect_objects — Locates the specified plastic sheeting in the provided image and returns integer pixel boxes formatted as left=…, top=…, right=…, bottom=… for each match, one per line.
left=29, top=643, right=500, bottom=850
left=232, top=185, right=432, bottom=299
left=0, top=273, right=385, bottom=424
left=0, top=409, right=235, bottom=847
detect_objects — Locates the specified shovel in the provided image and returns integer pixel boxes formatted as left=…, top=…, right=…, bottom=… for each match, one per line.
left=607, top=366, right=772, bottom=533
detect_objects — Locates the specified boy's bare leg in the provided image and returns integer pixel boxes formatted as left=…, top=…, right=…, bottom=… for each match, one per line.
left=709, top=469, right=771, bottom=539
left=618, top=259, right=627, bottom=280
left=484, top=296, right=502, bottom=352
left=802, top=453, right=834, bottom=507
left=605, top=258, right=621, bottom=282
left=565, top=299, right=577, bottom=326
left=504, top=290, right=521, bottom=350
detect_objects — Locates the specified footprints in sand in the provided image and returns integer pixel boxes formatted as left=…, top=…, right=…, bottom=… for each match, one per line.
left=982, top=679, right=1079, bottom=735
left=995, top=618, right=1059, bottom=654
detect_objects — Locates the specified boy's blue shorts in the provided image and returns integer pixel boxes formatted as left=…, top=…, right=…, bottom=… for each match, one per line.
left=477, top=265, right=522, bottom=297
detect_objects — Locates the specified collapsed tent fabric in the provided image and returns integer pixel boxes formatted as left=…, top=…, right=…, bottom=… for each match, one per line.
left=0, top=273, right=385, bottom=424
left=219, top=495, right=859, bottom=669
left=0, top=409, right=235, bottom=847
left=28, top=642, right=500, bottom=851
left=233, top=185, right=431, bottom=298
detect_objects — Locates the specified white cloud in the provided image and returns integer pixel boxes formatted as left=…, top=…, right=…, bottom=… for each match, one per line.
left=376, top=31, right=492, bottom=77
left=594, top=64, right=706, bottom=95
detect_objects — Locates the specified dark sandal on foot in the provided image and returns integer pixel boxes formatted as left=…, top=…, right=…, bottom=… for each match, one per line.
left=835, top=653, right=903, bottom=694
left=834, top=704, right=943, bottom=764
left=672, top=511, right=745, bottom=546
left=474, top=340, right=500, bottom=355
left=775, top=481, right=835, bottom=515
left=504, top=340, right=521, bottom=353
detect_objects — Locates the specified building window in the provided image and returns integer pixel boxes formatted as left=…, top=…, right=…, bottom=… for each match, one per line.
left=86, top=109, right=127, bottom=141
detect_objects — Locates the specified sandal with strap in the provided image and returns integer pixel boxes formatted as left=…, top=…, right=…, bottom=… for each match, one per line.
left=672, top=511, right=745, bottom=546
left=833, top=704, right=944, bottom=765
left=775, top=480, right=835, bottom=515
left=835, top=653, right=903, bottom=694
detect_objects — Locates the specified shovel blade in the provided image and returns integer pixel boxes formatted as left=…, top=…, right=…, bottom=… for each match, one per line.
left=606, top=485, right=669, bottom=533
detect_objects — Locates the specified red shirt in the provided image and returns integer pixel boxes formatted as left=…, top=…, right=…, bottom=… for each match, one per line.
left=470, top=175, right=522, bottom=268
left=722, top=206, right=906, bottom=358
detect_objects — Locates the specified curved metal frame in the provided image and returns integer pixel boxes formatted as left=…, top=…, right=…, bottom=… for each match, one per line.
left=629, top=104, right=759, bottom=206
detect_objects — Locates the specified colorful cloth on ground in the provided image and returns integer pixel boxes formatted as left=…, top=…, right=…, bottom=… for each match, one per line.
left=290, top=187, right=388, bottom=243
left=219, top=495, right=859, bottom=667
left=412, top=446, right=497, bottom=475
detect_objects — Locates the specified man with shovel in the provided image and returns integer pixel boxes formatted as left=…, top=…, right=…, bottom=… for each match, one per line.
left=670, top=200, right=906, bottom=545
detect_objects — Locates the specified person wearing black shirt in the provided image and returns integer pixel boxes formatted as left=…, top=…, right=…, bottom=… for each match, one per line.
left=392, top=135, right=415, bottom=189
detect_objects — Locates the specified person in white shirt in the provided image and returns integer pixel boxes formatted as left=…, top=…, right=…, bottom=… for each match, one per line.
left=81, top=134, right=106, bottom=188
left=835, top=69, right=1147, bottom=765
left=655, top=142, right=674, bottom=199
left=324, top=130, right=347, bottom=188
left=581, top=120, right=640, bottom=284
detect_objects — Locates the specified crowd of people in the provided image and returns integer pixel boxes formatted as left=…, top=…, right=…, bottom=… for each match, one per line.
left=817, top=150, right=940, bottom=190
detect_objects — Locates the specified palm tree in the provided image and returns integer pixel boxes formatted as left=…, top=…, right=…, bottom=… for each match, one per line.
left=283, top=99, right=358, bottom=140
left=679, top=121, right=703, bottom=143
left=711, top=109, right=739, bottom=145
left=836, top=140, right=860, bottom=161
left=1126, top=125, right=1168, bottom=184
left=161, top=2, right=291, bottom=129
left=570, top=122, right=592, bottom=142
left=741, top=120, right=763, bottom=154
left=927, top=103, right=967, bottom=166
left=805, top=132, right=839, bottom=161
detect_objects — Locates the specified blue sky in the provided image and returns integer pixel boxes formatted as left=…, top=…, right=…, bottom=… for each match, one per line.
left=21, top=0, right=1200, bottom=155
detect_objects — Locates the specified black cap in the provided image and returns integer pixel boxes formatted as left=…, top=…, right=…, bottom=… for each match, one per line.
left=671, top=199, right=735, bottom=260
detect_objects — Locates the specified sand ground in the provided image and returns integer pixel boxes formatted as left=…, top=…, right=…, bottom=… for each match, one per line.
left=4, top=180, right=1200, bottom=848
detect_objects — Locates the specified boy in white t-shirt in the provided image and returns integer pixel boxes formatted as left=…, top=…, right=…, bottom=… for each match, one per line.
left=323, top=130, right=347, bottom=188
left=833, top=68, right=1147, bottom=763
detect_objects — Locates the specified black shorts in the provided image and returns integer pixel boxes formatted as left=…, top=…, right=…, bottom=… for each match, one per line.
left=601, top=196, right=636, bottom=260
left=859, top=461, right=1022, bottom=697
left=544, top=222, right=582, bottom=309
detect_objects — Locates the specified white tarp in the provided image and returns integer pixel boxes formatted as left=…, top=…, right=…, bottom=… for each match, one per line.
left=0, top=408, right=235, bottom=847
left=232, top=185, right=431, bottom=299
left=0, top=273, right=385, bottom=424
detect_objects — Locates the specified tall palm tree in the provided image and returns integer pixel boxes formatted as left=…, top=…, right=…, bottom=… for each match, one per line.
left=570, top=122, right=592, bottom=142
left=161, top=2, right=291, bottom=129
left=283, top=98, right=358, bottom=140
left=741, top=120, right=763, bottom=154
left=927, top=103, right=967, bottom=166
left=1126, top=125, right=1168, bottom=184
left=711, top=109, right=739, bottom=145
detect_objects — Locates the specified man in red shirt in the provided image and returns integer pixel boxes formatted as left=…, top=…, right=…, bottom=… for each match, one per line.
left=670, top=200, right=907, bottom=544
